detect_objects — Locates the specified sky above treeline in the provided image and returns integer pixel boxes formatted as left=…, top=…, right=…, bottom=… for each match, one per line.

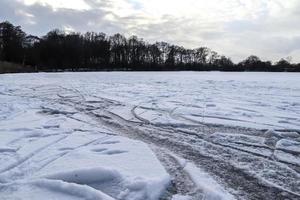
left=1, top=0, right=300, bottom=63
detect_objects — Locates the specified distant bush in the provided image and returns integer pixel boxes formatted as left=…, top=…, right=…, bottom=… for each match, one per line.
left=0, top=61, right=35, bottom=74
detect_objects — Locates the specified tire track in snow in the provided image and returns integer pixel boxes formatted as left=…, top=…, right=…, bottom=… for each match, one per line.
left=91, top=110, right=300, bottom=200
left=8, top=84, right=300, bottom=199
left=37, top=136, right=110, bottom=172
left=61, top=91, right=299, bottom=199
left=153, top=147, right=202, bottom=200
left=0, top=135, right=68, bottom=176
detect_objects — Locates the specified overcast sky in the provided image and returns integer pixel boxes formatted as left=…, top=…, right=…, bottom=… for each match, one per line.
left=0, top=0, right=299, bottom=63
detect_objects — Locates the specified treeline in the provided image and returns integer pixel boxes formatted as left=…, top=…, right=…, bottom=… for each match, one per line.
left=0, top=21, right=299, bottom=72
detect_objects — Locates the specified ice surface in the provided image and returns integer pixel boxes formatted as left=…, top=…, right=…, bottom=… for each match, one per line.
left=0, top=79, right=170, bottom=200
left=171, top=154, right=236, bottom=200
left=184, top=162, right=235, bottom=200
left=1, top=71, right=300, bottom=199
left=1, top=72, right=300, bottom=130
left=0, top=179, right=115, bottom=200
left=276, top=139, right=300, bottom=153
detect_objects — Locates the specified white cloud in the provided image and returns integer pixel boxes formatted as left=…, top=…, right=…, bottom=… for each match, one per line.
left=21, top=0, right=90, bottom=10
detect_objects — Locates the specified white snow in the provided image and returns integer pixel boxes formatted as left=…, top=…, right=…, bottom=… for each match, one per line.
left=184, top=163, right=235, bottom=200
left=172, top=194, right=192, bottom=200
left=276, top=139, right=300, bottom=153
left=1, top=71, right=300, bottom=199
left=0, top=179, right=115, bottom=200
left=0, top=79, right=171, bottom=200
left=171, top=154, right=236, bottom=200
left=1, top=72, right=300, bottom=130
left=274, top=139, right=300, bottom=165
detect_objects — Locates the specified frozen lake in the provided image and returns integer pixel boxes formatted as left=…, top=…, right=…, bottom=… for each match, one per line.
left=2, top=71, right=299, bottom=130
left=0, top=72, right=299, bottom=199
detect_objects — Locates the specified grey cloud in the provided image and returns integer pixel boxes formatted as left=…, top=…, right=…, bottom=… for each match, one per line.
left=0, top=0, right=299, bottom=62
left=0, top=0, right=124, bottom=36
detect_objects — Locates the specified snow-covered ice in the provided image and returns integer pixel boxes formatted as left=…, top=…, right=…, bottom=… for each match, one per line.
left=0, top=80, right=170, bottom=199
left=1, top=72, right=300, bottom=130
left=0, top=72, right=300, bottom=199
left=170, top=153, right=235, bottom=200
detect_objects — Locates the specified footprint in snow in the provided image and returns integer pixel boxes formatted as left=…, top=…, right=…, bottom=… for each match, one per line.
left=101, top=141, right=120, bottom=145
left=43, top=118, right=66, bottom=129
left=0, top=147, right=17, bottom=153
left=58, top=147, right=74, bottom=151
left=91, top=148, right=107, bottom=153
left=91, top=148, right=127, bottom=155
left=102, top=150, right=128, bottom=155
